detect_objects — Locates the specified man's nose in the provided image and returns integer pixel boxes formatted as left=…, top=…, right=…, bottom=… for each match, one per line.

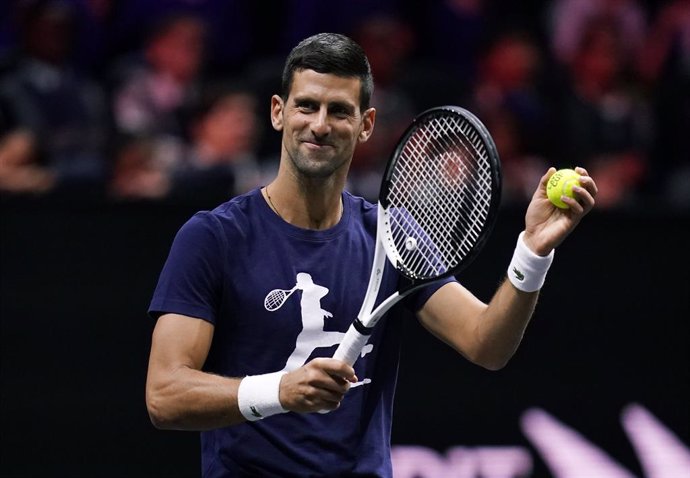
left=311, top=109, right=331, bottom=137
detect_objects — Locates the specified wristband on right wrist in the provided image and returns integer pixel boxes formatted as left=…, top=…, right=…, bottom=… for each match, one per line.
left=237, top=371, right=288, bottom=422
left=507, top=231, right=554, bottom=292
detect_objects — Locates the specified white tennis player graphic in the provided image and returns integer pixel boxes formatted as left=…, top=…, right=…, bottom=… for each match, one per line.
left=265, top=272, right=373, bottom=376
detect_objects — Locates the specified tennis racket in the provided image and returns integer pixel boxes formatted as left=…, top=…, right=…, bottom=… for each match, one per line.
left=332, top=105, right=502, bottom=366
left=264, top=286, right=298, bottom=311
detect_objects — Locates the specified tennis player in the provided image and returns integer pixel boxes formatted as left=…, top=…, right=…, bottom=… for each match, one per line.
left=145, top=32, right=598, bottom=477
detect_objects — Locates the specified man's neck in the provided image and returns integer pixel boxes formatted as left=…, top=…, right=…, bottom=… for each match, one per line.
left=263, top=176, right=344, bottom=230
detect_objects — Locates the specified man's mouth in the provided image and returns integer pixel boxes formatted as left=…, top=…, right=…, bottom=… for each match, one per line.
left=301, top=138, right=333, bottom=149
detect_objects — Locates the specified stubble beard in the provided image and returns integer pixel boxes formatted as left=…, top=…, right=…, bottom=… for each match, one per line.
left=285, top=144, right=352, bottom=180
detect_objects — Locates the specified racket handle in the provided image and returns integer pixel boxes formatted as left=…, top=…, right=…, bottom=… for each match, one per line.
left=317, top=324, right=370, bottom=415
left=333, top=323, right=370, bottom=366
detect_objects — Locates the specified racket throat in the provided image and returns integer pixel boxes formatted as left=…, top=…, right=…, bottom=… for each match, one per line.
left=352, top=317, right=375, bottom=336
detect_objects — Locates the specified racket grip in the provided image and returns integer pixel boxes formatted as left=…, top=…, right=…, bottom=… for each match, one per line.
left=317, top=324, right=370, bottom=415
left=333, top=323, right=370, bottom=366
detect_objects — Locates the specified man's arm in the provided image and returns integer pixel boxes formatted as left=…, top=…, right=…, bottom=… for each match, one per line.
left=145, top=313, right=357, bottom=430
left=417, top=279, right=539, bottom=370
left=417, top=167, right=598, bottom=370
left=145, top=313, right=242, bottom=430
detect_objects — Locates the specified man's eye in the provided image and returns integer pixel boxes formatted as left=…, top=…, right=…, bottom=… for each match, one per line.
left=297, top=102, right=317, bottom=112
left=331, top=108, right=350, bottom=118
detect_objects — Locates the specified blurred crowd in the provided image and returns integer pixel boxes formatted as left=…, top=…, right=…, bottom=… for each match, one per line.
left=0, top=0, right=688, bottom=209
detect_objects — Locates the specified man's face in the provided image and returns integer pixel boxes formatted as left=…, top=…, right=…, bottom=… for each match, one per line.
left=271, top=69, right=375, bottom=179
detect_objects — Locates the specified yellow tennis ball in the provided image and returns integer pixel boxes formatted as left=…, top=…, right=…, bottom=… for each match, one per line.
left=546, top=168, right=581, bottom=209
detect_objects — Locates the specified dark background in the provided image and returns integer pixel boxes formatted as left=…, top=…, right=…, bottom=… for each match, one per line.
left=1, top=197, right=688, bottom=477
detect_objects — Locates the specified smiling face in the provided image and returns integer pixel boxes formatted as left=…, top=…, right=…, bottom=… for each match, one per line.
left=271, top=69, right=375, bottom=180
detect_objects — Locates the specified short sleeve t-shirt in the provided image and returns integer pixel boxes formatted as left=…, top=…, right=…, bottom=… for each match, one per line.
left=149, top=188, right=455, bottom=477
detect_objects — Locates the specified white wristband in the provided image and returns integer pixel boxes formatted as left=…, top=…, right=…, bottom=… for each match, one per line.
left=507, top=232, right=554, bottom=292
left=237, top=371, right=288, bottom=421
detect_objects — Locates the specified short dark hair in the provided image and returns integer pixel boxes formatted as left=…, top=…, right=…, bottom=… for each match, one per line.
left=281, top=33, right=374, bottom=110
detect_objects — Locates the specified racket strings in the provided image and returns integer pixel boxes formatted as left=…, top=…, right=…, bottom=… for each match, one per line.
left=416, top=120, right=491, bottom=239
left=386, top=114, right=494, bottom=279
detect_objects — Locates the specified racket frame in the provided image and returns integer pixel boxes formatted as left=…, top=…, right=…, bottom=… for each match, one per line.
left=333, top=106, right=502, bottom=366
left=380, top=105, right=502, bottom=282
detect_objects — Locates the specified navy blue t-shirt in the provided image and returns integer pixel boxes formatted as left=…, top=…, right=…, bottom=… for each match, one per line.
left=149, top=188, right=455, bottom=477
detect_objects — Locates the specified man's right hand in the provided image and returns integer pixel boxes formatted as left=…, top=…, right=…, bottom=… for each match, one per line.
left=279, top=358, right=357, bottom=413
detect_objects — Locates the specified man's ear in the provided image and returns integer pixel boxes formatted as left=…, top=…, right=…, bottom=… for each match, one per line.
left=358, top=107, right=376, bottom=143
left=270, top=95, right=284, bottom=131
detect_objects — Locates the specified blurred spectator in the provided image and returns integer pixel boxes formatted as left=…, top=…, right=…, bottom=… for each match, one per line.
left=555, top=18, right=652, bottom=208
left=638, top=0, right=690, bottom=209
left=349, top=13, right=417, bottom=200
left=170, top=82, right=265, bottom=201
left=0, top=129, right=55, bottom=194
left=638, top=0, right=690, bottom=84
left=106, top=0, right=254, bottom=75
left=112, top=12, right=206, bottom=139
left=109, top=82, right=266, bottom=203
left=108, top=135, right=170, bottom=200
left=548, top=0, right=648, bottom=71
left=466, top=31, right=551, bottom=204
left=0, top=0, right=108, bottom=195
left=0, top=0, right=115, bottom=75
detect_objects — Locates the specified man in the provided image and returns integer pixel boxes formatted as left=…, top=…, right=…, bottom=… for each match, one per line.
left=145, top=33, right=597, bottom=477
